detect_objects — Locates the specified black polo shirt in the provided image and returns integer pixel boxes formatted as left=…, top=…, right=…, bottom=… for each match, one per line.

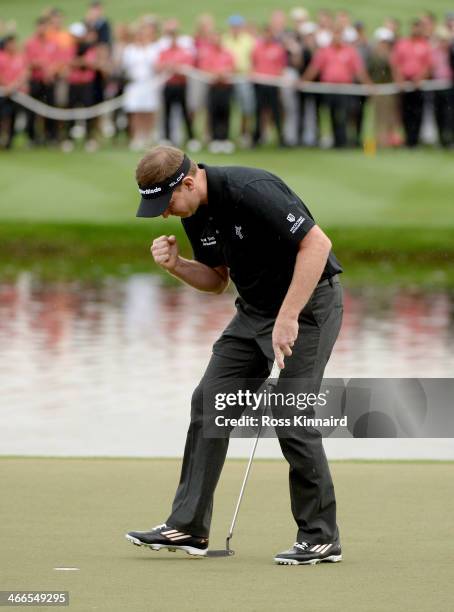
left=181, top=164, right=343, bottom=314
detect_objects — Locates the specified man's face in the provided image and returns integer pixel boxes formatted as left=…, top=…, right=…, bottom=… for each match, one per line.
left=162, top=180, right=200, bottom=218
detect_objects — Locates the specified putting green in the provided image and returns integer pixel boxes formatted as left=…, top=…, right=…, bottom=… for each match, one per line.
left=1, top=458, right=453, bottom=611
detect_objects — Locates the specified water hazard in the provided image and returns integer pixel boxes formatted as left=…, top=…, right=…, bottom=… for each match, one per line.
left=1, top=274, right=453, bottom=458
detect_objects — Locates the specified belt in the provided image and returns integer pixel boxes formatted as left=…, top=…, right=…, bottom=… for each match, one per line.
left=317, top=275, right=339, bottom=288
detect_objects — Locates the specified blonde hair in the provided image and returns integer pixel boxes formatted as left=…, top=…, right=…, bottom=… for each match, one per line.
left=135, top=146, right=197, bottom=187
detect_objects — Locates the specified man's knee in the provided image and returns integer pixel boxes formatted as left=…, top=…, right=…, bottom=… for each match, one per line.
left=190, top=383, right=204, bottom=423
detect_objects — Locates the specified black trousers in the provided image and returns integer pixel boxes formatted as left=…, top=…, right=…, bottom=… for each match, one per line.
left=434, top=88, right=454, bottom=147
left=167, top=279, right=343, bottom=543
left=253, top=84, right=284, bottom=145
left=348, top=95, right=367, bottom=147
left=163, top=83, right=193, bottom=141
left=67, top=83, right=96, bottom=140
left=0, top=97, right=17, bottom=149
left=27, top=80, right=58, bottom=143
left=326, top=94, right=349, bottom=148
left=400, top=89, right=424, bottom=147
left=207, top=84, right=232, bottom=140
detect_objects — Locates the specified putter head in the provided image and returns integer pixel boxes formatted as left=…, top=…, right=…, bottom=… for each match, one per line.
left=206, top=549, right=235, bottom=557
left=206, top=535, right=235, bottom=557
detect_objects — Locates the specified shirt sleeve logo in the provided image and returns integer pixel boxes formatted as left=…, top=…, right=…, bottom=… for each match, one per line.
left=289, top=216, right=305, bottom=234
left=287, top=213, right=296, bottom=223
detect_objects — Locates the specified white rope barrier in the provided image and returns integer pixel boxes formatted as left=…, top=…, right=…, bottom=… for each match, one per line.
left=0, top=70, right=451, bottom=121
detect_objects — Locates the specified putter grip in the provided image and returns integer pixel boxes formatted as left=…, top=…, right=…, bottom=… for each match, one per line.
left=268, top=360, right=281, bottom=385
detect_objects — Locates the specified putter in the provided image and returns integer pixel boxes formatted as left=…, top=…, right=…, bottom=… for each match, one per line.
left=207, top=360, right=282, bottom=558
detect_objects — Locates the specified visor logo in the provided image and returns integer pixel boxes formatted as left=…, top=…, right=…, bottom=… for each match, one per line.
left=139, top=186, right=162, bottom=195
left=169, top=172, right=185, bottom=188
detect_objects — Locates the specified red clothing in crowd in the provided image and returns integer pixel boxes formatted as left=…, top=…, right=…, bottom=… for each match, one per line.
left=198, top=45, right=234, bottom=78
left=25, top=35, right=59, bottom=82
left=251, top=39, right=286, bottom=76
left=194, top=36, right=215, bottom=54
left=311, top=43, right=364, bottom=83
left=391, top=37, right=432, bottom=80
left=158, top=45, right=195, bottom=85
left=0, top=50, right=28, bottom=88
left=432, top=45, right=453, bottom=80
left=67, top=46, right=98, bottom=85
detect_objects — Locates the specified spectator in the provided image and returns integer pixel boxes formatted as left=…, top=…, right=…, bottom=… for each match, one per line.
left=61, top=23, right=100, bottom=152
left=350, top=21, right=372, bottom=146
left=159, top=17, right=194, bottom=52
left=336, top=10, right=357, bottom=46
left=194, top=14, right=216, bottom=53
left=223, top=15, right=256, bottom=147
left=432, top=26, right=454, bottom=147
left=383, top=17, right=402, bottom=41
left=251, top=25, right=287, bottom=146
left=85, top=0, right=111, bottom=46
left=289, top=6, right=310, bottom=32
left=420, top=11, right=438, bottom=41
left=315, top=9, right=334, bottom=47
left=269, top=10, right=287, bottom=40
left=121, top=18, right=161, bottom=150
left=0, top=35, right=28, bottom=149
left=45, top=8, right=73, bottom=50
left=368, top=27, right=401, bottom=147
left=289, top=21, right=316, bottom=145
left=391, top=19, right=432, bottom=147
left=0, top=20, right=17, bottom=50
left=25, top=16, right=59, bottom=145
left=156, top=19, right=198, bottom=149
left=303, top=25, right=371, bottom=148
left=198, top=32, right=235, bottom=153
left=85, top=1, right=112, bottom=113
left=112, top=23, right=131, bottom=69
left=446, top=12, right=454, bottom=36
left=193, top=14, right=216, bottom=141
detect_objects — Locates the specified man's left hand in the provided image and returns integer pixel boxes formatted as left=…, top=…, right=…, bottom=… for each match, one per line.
left=272, top=315, right=299, bottom=369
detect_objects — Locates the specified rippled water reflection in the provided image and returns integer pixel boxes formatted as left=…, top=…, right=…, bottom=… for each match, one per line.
left=1, top=274, right=453, bottom=458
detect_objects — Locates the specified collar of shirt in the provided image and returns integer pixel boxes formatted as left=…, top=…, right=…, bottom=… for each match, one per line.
left=198, top=163, right=226, bottom=217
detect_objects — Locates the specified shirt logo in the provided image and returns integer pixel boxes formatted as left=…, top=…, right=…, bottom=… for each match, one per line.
left=287, top=213, right=296, bottom=223
left=235, top=225, right=244, bottom=240
left=201, top=236, right=216, bottom=247
left=290, top=216, right=305, bottom=234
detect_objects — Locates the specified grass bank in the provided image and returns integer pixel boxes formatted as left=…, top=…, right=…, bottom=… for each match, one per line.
left=1, top=220, right=453, bottom=287
left=1, top=147, right=453, bottom=286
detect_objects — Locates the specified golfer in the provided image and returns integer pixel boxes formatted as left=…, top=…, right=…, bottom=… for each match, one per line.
left=126, top=145, right=343, bottom=565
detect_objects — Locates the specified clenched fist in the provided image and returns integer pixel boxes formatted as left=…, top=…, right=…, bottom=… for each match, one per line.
left=150, top=235, right=179, bottom=271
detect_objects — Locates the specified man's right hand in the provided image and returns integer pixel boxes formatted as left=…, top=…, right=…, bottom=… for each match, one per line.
left=150, top=235, right=179, bottom=271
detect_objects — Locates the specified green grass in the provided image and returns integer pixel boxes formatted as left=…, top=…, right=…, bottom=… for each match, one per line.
left=1, top=458, right=453, bottom=612
left=2, top=148, right=453, bottom=227
left=2, top=0, right=452, bottom=36
left=1, top=147, right=453, bottom=286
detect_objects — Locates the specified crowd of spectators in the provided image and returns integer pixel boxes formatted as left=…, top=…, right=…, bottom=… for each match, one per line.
left=1, top=2, right=454, bottom=152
